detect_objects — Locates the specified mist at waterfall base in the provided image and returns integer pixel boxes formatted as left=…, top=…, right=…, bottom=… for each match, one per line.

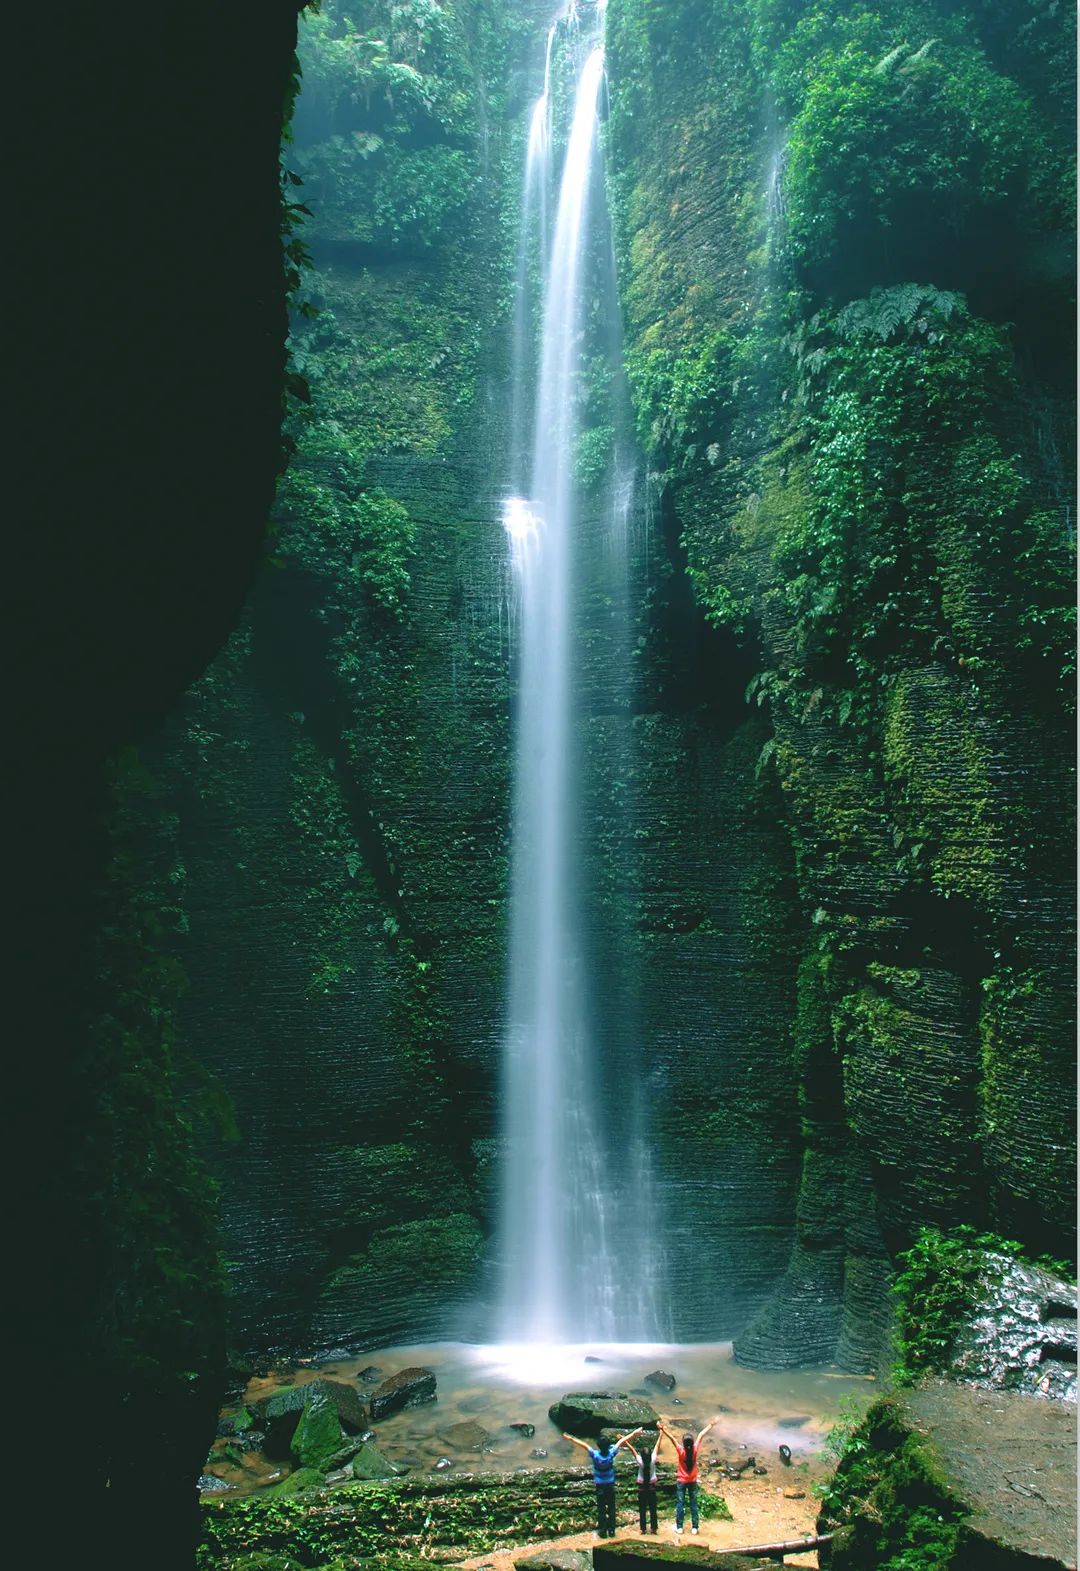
left=496, top=3, right=661, bottom=1352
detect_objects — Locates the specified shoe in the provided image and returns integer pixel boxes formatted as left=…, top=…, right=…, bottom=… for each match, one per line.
left=691, top=1528, right=699, bottom=1535
left=674, top=1526, right=683, bottom=1534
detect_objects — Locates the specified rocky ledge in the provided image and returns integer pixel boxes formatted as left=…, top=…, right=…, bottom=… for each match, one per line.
left=819, top=1385, right=1078, bottom=1571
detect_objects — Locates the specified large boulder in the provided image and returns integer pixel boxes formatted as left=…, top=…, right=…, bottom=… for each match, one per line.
left=548, top=1392, right=659, bottom=1435
left=370, top=1367, right=437, bottom=1421
left=951, top=1256, right=1078, bottom=1402
left=291, top=1391, right=345, bottom=1470
left=258, top=1378, right=369, bottom=1457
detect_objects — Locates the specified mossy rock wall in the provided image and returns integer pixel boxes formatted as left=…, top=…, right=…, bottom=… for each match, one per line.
left=605, top=0, right=1076, bottom=1368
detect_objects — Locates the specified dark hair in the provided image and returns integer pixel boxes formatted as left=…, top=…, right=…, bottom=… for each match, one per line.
left=597, top=1437, right=611, bottom=1455
left=640, top=1444, right=653, bottom=1474
left=682, top=1434, right=695, bottom=1460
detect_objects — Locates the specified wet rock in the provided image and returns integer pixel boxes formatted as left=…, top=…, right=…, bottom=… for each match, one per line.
left=315, top=1347, right=354, bottom=1364
left=265, top=1467, right=324, bottom=1496
left=778, top=1444, right=792, bottom=1465
left=777, top=1415, right=810, bottom=1429
left=434, top=1456, right=454, bottom=1470
left=671, top=1397, right=684, bottom=1405
left=370, top=1366, right=438, bottom=1421
left=258, top=1377, right=369, bottom=1452
left=440, top=1420, right=494, bottom=1452
left=509, top=1422, right=536, bottom=1437
left=782, top=1488, right=806, bottom=1499
left=952, top=1257, right=1078, bottom=1402
left=358, top=1366, right=382, bottom=1384
left=324, top=1467, right=352, bottom=1484
left=198, top=1474, right=232, bottom=1494
left=548, top=1391, right=658, bottom=1435
left=753, top=1466, right=768, bottom=1476
left=217, top=1405, right=258, bottom=1437
left=584, top=1355, right=604, bottom=1364
left=291, top=1391, right=346, bottom=1470
left=644, top=1370, right=677, bottom=1392
left=350, top=1440, right=407, bottom=1480
left=515, top=1551, right=592, bottom=1571
left=531, top=1446, right=549, bottom=1459
left=321, top=1437, right=365, bottom=1471
left=458, top=1393, right=495, bottom=1415
left=233, top=1429, right=267, bottom=1454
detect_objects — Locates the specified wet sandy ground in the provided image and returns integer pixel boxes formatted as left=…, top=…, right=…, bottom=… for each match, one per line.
left=452, top=1469, right=825, bottom=1569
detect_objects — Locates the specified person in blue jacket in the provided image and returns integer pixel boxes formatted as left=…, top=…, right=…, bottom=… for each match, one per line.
left=564, top=1425, right=643, bottom=1536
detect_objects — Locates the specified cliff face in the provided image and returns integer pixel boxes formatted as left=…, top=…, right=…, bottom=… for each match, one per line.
left=147, top=0, right=809, bottom=1350
left=132, top=0, right=1073, bottom=1367
left=10, top=2, right=301, bottom=1564
left=604, top=0, right=1076, bottom=1368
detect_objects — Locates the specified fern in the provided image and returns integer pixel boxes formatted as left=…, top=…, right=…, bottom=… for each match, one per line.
left=873, top=42, right=909, bottom=76
left=901, top=38, right=939, bottom=71
left=835, top=284, right=964, bottom=342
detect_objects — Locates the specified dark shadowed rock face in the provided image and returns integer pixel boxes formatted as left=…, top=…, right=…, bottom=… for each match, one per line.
left=10, top=3, right=301, bottom=1568
left=370, top=1366, right=438, bottom=1421
left=548, top=1393, right=660, bottom=1435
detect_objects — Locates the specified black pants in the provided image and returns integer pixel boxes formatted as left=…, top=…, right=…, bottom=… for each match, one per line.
left=638, top=1484, right=658, bottom=1532
left=595, top=1483, right=616, bottom=1535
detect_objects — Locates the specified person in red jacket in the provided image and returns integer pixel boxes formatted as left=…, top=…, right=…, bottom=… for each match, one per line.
left=657, top=1416, right=718, bottom=1534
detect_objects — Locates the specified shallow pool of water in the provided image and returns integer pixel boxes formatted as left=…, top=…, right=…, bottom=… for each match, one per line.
left=209, top=1341, right=876, bottom=1496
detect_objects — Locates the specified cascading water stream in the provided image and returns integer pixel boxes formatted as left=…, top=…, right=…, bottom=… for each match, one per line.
left=498, top=10, right=659, bottom=1349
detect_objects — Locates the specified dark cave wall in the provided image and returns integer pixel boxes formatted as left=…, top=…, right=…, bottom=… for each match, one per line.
left=10, top=2, right=301, bottom=1564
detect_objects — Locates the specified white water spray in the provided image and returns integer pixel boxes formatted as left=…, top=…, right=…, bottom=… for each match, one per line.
left=498, top=14, right=654, bottom=1345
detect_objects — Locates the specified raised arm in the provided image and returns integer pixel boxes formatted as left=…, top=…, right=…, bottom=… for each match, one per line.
left=563, top=1433, right=592, bottom=1454
left=615, top=1426, right=644, bottom=1451
left=695, top=1418, right=718, bottom=1447
left=655, top=1421, right=673, bottom=1453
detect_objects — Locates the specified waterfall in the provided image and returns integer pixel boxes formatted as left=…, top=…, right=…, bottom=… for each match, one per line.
left=497, top=8, right=659, bottom=1348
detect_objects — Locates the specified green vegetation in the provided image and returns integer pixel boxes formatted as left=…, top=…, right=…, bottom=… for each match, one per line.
left=892, top=1224, right=1077, bottom=1383
left=198, top=1474, right=641, bottom=1567
left=816, top=1397, right=967, bottom=1570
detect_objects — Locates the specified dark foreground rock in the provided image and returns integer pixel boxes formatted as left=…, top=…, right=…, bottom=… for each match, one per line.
left=548, top=1392, right=659, bottom=1435
left=371, top=1366, right=438, bottom=1421
left=516, top=1551, right=592, bottom=1571
left=819, top=1385, right=1078, bottom=1571
left=594, top=1546, right=774, bottom=1571
left=645, top=1371, right=677, bottom=1392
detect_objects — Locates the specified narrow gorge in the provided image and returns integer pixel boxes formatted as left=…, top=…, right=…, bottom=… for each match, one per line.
left=13, top=1, right=1075, bottom=1568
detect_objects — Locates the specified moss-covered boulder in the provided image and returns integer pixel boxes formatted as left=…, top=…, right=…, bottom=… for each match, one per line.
left=290, top=1391, right=345, bottom=1471
left=549, top=1393, right=659, bottom=1435
left=351, top=1440, right=407, bottom=1480
left=264, top=1468, right=325, bottom=1497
